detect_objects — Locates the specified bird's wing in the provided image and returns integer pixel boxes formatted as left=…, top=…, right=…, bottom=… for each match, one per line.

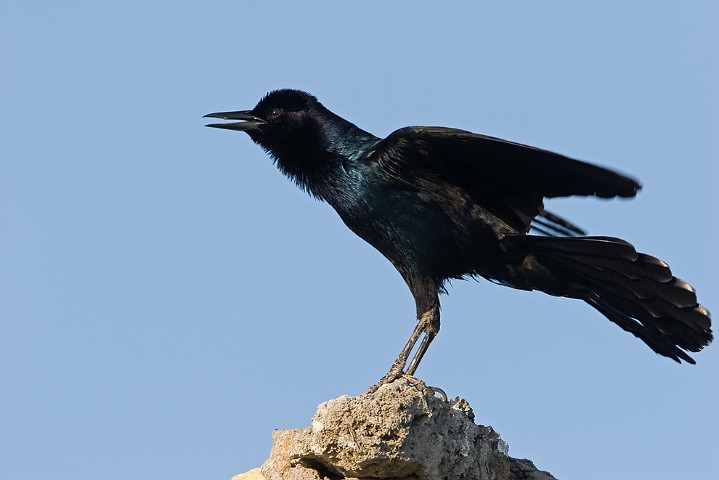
left=533, top=209, right=586, bottom=237
left=365, top=126, right=640, bottom=233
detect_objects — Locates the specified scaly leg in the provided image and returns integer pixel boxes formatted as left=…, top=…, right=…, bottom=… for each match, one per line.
left=376, top=304, right=441, bottom=386
left=406, top=306, right=440, bottom=375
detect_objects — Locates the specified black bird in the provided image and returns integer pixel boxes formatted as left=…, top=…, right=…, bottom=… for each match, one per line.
left=205, top=89, right=712, bottom=381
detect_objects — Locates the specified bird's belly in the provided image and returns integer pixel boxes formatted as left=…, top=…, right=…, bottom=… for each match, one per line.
left=334, top=187, right=469, bottom=278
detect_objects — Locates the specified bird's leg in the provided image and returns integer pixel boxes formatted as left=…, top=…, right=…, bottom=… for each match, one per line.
left=375, top=305, right=441, bottom=387
left=405, top=305, right=440, bottom=375
left=368, top=304, right=446, bottom=398
left=380, top=319, right=426, bottom=384
left=375, top=279, right=441, bottom=387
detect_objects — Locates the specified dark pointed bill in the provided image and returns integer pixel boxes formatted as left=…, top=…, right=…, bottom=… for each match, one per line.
left=203, top=110, right=266, bottom=131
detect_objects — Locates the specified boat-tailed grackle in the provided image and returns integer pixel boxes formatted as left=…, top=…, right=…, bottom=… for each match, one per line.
left=205, top=89, right=712, bottom=383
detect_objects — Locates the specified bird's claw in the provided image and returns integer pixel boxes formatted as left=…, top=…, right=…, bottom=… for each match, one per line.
left=425, top=386, right=448, bottom=402
left=366, top=366, right=405, bottom=394
left=366, top=371, right=448, bottom=403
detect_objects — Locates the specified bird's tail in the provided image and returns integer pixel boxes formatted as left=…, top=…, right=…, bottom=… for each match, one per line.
left=495, top=235, right=712, bottom=363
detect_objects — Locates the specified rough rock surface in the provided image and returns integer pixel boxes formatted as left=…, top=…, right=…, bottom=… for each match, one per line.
left=232, top=469, right=264, bottom=480
left=258, top=376, right=555, bottom=480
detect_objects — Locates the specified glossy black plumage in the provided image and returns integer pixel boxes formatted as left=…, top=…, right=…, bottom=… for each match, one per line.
left=205, top=89, right=712, bottom=379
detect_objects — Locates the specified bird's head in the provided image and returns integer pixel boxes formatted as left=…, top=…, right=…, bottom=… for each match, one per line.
left=205, top=89, right=376, bottom=194
left=204, top=89, right=329, bottom=161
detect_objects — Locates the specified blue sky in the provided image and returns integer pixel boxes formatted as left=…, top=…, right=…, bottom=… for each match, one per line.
left=2, top=2, right=717, bottom=479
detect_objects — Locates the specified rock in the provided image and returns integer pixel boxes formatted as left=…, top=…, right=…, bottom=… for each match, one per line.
left=256, top=376, right=555, bottom=480
left=232, top=468, right=265, bottom=480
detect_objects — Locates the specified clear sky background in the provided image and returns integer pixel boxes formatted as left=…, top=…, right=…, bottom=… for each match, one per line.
left=2, top=2, right=717, bottom=480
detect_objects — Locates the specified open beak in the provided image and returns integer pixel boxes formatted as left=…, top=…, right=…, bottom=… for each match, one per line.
left=204, top=110, right=266, bottom=131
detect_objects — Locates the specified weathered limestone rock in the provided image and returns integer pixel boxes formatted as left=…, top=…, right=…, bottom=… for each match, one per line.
left=257, top=376, right=555, bottom=480
left=232, top=468, right=264, bottom=480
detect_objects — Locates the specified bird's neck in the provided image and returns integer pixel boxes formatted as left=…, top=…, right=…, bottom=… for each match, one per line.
left=272, top=113, right=378, bottom=198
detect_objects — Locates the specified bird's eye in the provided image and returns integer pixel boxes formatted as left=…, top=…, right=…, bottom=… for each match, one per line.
left=267, top=107, right=284, bottom=121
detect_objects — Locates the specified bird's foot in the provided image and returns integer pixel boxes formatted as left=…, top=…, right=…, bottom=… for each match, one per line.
left=425, top=385, right=448, bottom=402
left=365, top=369, right=447, bottom=403
left=366, top=365, right=406, bottom=394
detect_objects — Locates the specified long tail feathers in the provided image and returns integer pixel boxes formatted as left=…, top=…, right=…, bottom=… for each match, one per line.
left=502, top=236, right=712, bottom=363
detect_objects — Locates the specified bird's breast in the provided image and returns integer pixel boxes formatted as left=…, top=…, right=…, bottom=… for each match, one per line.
left=327, top=173, right=467, bottom=278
